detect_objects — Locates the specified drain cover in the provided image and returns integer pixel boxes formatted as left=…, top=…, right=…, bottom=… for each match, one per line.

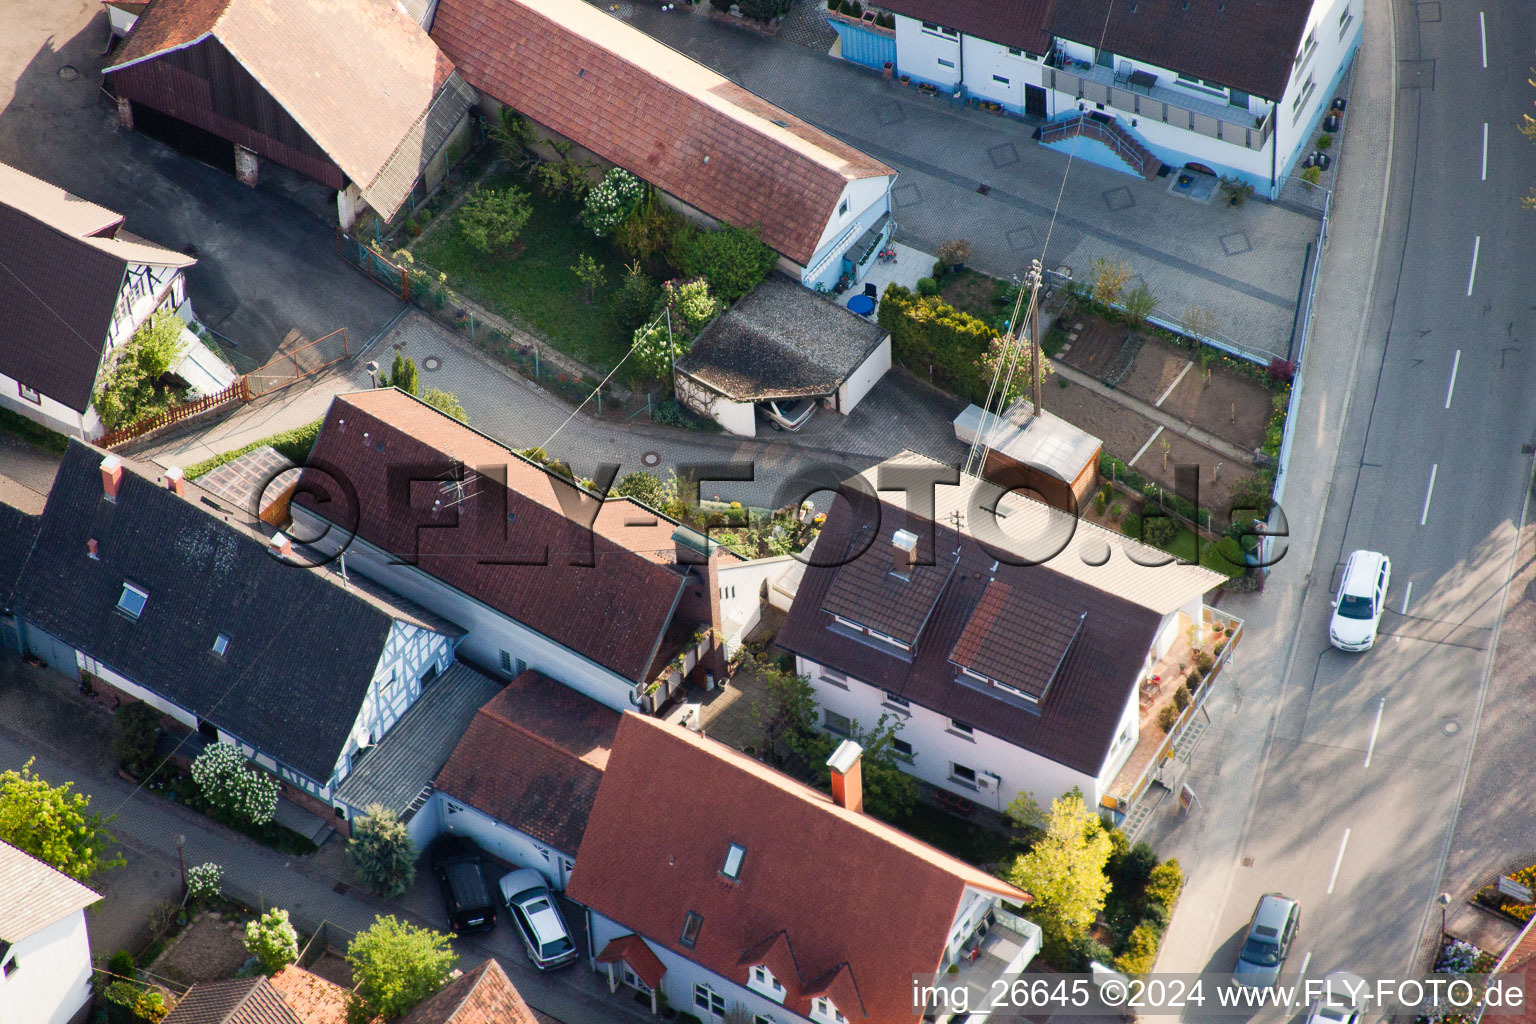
left=1523, top=443, right=1534, bottom=454
left=641, top=450, right=661, bottom=467
left=976, top=183, right=992, bottom=196
left=58, top=65, right=78, bottom=81
left=1443, top=718, right=1460, bottom=735
left=422, top=355, right=441, bottom=372
left=1241, top=856, right=1254, bottom=867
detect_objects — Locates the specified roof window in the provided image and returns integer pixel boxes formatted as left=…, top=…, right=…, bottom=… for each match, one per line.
left=722, top=843, right=745, bottom=880
left=117, top=582, right=148, bottom=620
left=681, top=911, right=702, bottom=948
left=212, top=633, right=230, bottom=657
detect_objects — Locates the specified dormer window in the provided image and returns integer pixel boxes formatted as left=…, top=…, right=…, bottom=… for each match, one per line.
left=721, top=843, right=745, bottom=880
left=117, top=582, right=148, bottom=620
left=211, top=633, right=230, bottom=657
left=748, top=964, right=786, bottom=1002
left=811, top=997, right=847, bottom=1024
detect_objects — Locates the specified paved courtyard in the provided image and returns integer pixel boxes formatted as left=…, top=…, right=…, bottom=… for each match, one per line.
left=609, top=0, right=1321, bottom=361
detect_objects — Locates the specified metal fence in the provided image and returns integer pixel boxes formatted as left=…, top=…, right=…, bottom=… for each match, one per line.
left=246, top=328, right=350, bottom=398
left=336, top=230, right=409, bottom=300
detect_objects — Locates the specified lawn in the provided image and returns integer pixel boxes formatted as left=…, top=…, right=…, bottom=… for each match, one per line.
left=939, top=268, right=1014, bottom=326
left=414, top=171, right=635, bottom=372
left=893, top=801, right=1028, bottom=868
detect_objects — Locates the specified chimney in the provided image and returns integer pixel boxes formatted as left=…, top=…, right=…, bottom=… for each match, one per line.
left=87, top=539, right=99, bottom=560
left=100, top=454, right=124, bottom=502
left=891, top=529, right=919, bottom=578
left=827, top=739, right=863, bottom=814
left=269, top=532, right=293, bottom=559
left=165, top=466, right=186, bottom=497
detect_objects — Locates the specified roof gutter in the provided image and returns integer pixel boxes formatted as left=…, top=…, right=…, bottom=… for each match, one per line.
left=103, top=31, right=213, bottom=74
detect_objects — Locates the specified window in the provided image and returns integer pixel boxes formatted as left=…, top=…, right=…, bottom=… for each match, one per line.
left=1228, top=88, right=1251, bottom=110
left=949, top=718, right=974, bottom=735
left=17, top=382, right=39, bottom=404
left=749, top=965, right=786, bottom=1000
left=951, top=762, right=977, bottom=785
left=1338, top=1, right=1355, bottom=36
left=755, top=1016, right=777, bottom=1024
left=623, top=966, right=651, bottom=993
left=117, top=582, right=148, bottom=619
left=883, top=691, right=910, bottom=709
left=694, top=983, right=726, bottom=1017
left=212, top=633, right=230, bottom=657
left=992, top=74, right=1010, bottom=85
left=921, top=20, right=958, bottom=37
left=681, top=911, right=703, bottom=948
left=824, top=709, right=851, bottom=736
left=838, top=198, right=849, bottom=217
left=893, top=738, right=914, bottom=762
left=2, top=955, right=17, bottom=978
left=937, top=58, right=955, bottom=69
left=1007, top=47, right=1022, bottom=56
left=1176, top=72, right=1226, bottom=95
left=722, top=842, right=745, bottom=879
left=1096, top=48, right=1115, bottom=68
left=499, top=651, right=526, bottom=677
left=811, top=998, right=847, bottom=1024
left=1292, top=74, right=1316, bottom=122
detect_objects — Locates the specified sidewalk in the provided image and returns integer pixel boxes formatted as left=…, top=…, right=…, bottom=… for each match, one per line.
left=1141, top=0, right=1397, bottom=972
left=0, top=656, right=651, bottom=1024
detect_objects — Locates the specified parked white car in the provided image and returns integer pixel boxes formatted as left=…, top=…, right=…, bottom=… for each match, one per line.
left=499, top=869, right=578, bottom=970
left=1329, top=550, right=1390, bottom=651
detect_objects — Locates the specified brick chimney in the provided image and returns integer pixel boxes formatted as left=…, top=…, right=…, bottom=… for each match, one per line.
left=269, top=532, right=293, bottom=558
left=891, top=529, right=919, bottom=578
left=164, top=466, right=186, bottom=497
left=827, top=739, right=863, bottom=814
left=100, top=454, right=124, bottom=502
left=87, top=539, right=99, bottom=560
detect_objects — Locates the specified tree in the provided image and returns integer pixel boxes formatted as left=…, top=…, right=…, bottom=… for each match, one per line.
left=93, top=310, right=190, bottom=431
left=674, top=224, right=778, bottom=302
left=613, top=470, right=670, bottom=509
left=793, top=713, right=918, bottom=822
left=421, top=387, right=467, bottom=423
left=0, top=759, right=124, bottom=881
left=571, top=253, right=607, bottom=303
left=488, top=106, right=537, bottom=166
left=113, top=701, right=162, bottom=775
left=1002, top=793, right=1113, bottom=944
left=186, top=861, right=222, bottom=902
left=978, top=333, right=1053, bottom=410
left=611, top=263, right=660, bottom=332
left=581, top=168, right=646, bottom=237
left=1182, top=305, right=1220, bottom=344
left=245, top=907, right=300, bottom=974
left=613, top=190, right=682, bottom=264
left=383, top=352, right=419, bottom=396
left=1123, top=281, right=1157, bottom=327
left=347, top=805, right=417, bottom=898
left=1524, top=68, right=1536, bottom=209
left=456, top=186, right=533, bottom=255
left=190, top=743, right=279, bottom=826
left=747, top=657, right=819, bottom=765
left=346, top=916, right=457, bottom=1020
left=1090, top=257, right=1132, bottom=307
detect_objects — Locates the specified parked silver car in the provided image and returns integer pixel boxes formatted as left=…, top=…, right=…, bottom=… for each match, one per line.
left=761, top=397, right=817, bottom=431
left=1234, top=893, right=1300, bottom=986
left=1306, top=973, right=1366, bottom=1024
left=498, top=869, right=578, bottom=970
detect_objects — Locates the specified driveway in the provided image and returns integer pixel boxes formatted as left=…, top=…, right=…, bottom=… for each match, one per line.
left=611, top=1, right=1320, bottom=361
left=0, top=0, right=402, bottom=365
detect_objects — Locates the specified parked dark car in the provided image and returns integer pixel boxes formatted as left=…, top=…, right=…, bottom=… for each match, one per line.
left=429, top=835, right=497, bottom=934
left=1234, top=893, right=1300, bottom=986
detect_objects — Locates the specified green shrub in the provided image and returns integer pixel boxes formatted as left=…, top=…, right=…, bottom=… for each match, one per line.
left=93, top=310, right=190, bottom=432
left=915, top=277, right=940, bottom=296
left=384, top=351, right=420, bottom=396
left=1201, top=536, right=1247, bottom=578
left=1109, top=502, right=1124, bottom=519
left=1118, top=842, right=1158, bottom=890
left=1070, top=935, right=1116, bottom=971
left=244, top=907, right=300, bottom=974
left=1142, top=513, right=1178, bottom=548
left=1186, top=670, right=1202, bottom=692
left=113, top=702, right=161, bottom=775
left=1316, top=133, right=1334, bottom=149
left=674, top=224, right=778, bottom=303
left=1120, top=513, right=1142, bottom=539
left=191, top=744, right=278, bottom=826
left=877, top=284, right=999, bottom=404
left=614, top=471, right=669, bottom=508
left=611, top=267, right=661, bottom=332
left=1173, top=684, right=1191, bottom=711
left=1145, top=859, right=1185, bottom=910
left=739, top=0, right=791, bottom=20
left=348, top=806, right=417, bottom=898
left=1228, top=473, right=1275, bottom=517
left=1157, top=703, right=1179, bottom=733
left=421, top=387, right=468, bottom=423
left=930, top=260, right=947, bottom=279
left=1093, top=491, right=1107, bottom=514
left=455, top=186, right=533, bottom=255
left=1301, top=165, right=1323, bottom=185
left=108, top=949, right=137, bottom=982
left=1114, top=922, right=1162, bottom=974
left=583, top=168, right=648, bottom=237
left=1140, top=901, right=1170, bottom=934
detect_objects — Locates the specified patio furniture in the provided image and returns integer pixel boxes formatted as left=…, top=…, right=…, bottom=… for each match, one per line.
left=935, top=789, right=975, bottom=815
left=1128, top=69, right=1157, bottom=92
left=863, top=282, right=877, bottom=299
left=847, top=294, right=876, bottom=316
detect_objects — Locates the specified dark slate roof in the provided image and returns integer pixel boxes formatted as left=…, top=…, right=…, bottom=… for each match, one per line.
left=675, top=275, right=891, bottom=403
left=335, top=662, right=502, bottom=817
left=948, top=581, right=1085, bottom=702
left=876, top=0, right=1053, bottom=54
left=1048, top=0, right=1312, bottom=101
left=13, top=442, right=453, bottom=783
left=0, top=504, right=40, bottom=612
left=778, top=488, right=1162, bottom=775
left=163, top=979, right=301, bottom=1024
left=435, top=670, right=619, bottom=855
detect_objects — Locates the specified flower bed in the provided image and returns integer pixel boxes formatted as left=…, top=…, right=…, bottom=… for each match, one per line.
left=134, top=763, right=317, bottom=857
left=1475, top=866, right=1536, bottom=922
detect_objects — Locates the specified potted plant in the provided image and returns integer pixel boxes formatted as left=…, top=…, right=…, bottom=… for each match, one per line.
left=899, top=73, right=911, bottom=85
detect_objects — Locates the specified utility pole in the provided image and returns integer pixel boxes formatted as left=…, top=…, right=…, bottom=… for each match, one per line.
left=1027, top=258, right=1044, bottom=417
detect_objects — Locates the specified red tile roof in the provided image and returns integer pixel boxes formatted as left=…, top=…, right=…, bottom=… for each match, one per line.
left=1495, top=919, right=1536, bottom=1024
left=295, top=390, right=688, bottom=683
left=568, top=715, right=1024, bottom=1024
left=399, top=960, right=539, bottom=1024
left=268, top=967, right=350, bottom=1024
left=596, top=935, right=668, bottom=991
left=434, top=670, right=619, bottom=855
left=428, top=0, right=894, bottom=265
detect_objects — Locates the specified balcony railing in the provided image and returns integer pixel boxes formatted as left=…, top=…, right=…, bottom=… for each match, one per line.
left=1046, top=60, right=1274, bottom=152
left=945, top=910, right=1042, bottom=1006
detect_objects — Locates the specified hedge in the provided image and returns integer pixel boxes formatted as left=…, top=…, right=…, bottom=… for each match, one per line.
left=877, top=284, right=996, bottom=405
left=183, top=419, right=324, bottom=479
left=1099, top=452, right=1214, bottom=530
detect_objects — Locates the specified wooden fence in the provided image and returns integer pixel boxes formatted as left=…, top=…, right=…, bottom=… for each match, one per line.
left=98, top=379, right=249, bottom=449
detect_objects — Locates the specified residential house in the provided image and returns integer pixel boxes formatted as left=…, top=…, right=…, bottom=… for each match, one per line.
left=291, top=388, right=729, bottom=716
left=0, top=840, right=103, bottom=1024
left=832, top=0, right=1360, bottom=194
left=398, top=958, right=541, bottom=1024
left=0, top=161, right=230, bottom=441
left=775, top=451, right=1227, bottom=818
left=0, top=502, right=41, bottom=653
left=569, top=714, right=1038, bottom=1024
left=8, top=442, right=464, bottom=829
left=162, top=966, right=350, bottom=1024
left=1488, top=915, right=1536, bottom=1024
left=428, top=0, right=899, bottom=291
left=675, top=275, right=892, bottom=436
left=430, top=669, right=620, bottom=889
left=103, top=0, right=477, bottom=228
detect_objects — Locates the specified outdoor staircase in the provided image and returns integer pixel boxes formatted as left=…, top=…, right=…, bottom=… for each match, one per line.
left=1039, top=113, right=1165, bottom=180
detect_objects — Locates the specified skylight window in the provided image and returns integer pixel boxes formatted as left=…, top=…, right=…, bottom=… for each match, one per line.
left=212, top=633, right=230, bottom=657
left=117, top=583, right=148, bottom=620
left=722, top=843, right=745, bottom=880
left=681, top=911, right=702, bottom=948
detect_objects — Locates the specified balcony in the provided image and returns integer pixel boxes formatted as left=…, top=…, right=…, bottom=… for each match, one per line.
left=1045, top=58, right=1274, bottom=152
left=944, top=907, right=1042, bottom=1009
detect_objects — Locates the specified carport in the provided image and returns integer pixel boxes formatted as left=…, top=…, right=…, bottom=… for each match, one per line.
left=673, top=275, right=891, bottom=437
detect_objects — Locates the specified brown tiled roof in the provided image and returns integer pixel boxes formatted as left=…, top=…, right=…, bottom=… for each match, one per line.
left=0, top=161, right=193, bottom=411
left=0, top=840, right=101, bottom=944
left=163, top=979, right=300, bottom=1024
left=399, top=960, right=539, bottom=1024
left=106, top=0, right=467, bottom=219
left=596, top=935, right=667, bottom=990
left=778, top=489, right=1163, bottom=775
left=804, top=962, right=866, bottom=1021
left=268, top=966, right=350, bottom=1024
left=1495, top=919, right=1536, bottom=1024
left=948, top=580, right=1085, bottom=701
left=429, top=0, right=894, bottom=265
left=821, top=531, right=958, bottom=647
left=1048, top=0, right=1311, bottom=101
left=878, top=0, right=1052, bottom=54
left=568, top=715, right=1024, bottom=1024
left=434, top=670, right=619, bottom=855
left=294, top=390, right=688, bottom=683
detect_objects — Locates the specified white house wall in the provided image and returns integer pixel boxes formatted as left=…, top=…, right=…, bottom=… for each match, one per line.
left=433, top=793, right=578, bottom=889
left=895, top=17, right=961, bottom=90
left=1, top=910, right=94, bottom=1024
left=801, top=175, right=894, bottom=292
left=958, top=36, right=1047, bottom=111
left=0, top=372, right=93, bottom=440
left=675, top=372, right=758, bottom=437
left=1272, top=0, right=1361, bottom=182
left=336, top=620, right=457, bottom=778
left=293, top=507, right=648, bottom=713
left=796, top=657, right=1105, bottom=808
left=837, top=335, right=891, bottom=414
left=716, top=556, right=795, bottom=654
left=76, top=652, right=197, bottom=730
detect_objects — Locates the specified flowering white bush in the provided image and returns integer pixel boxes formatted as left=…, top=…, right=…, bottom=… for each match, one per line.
left=244, top=907, right=299, bottom=974
left=191, top=743, right=279, bottom=826
left=186, top=861, right=222, bottom=902
left=663, top=278, right=721, bottom=334
left=630, top=320, right=686, bottom=378
left=581, top=168, right=645, bottom=237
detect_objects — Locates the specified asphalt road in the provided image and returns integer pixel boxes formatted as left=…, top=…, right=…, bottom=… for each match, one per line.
left=1186, top=0, right=1536, bottom=1005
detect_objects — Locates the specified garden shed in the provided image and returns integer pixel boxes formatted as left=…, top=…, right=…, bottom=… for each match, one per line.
left=674, top=275, right=891, bottom=437
left=954, top=399, right=1102, bottom=513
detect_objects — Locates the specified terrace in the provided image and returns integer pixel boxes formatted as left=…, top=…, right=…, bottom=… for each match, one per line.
left=1045, top=58, right=1275, bottom=152
left=943, top=905, right=1043, bottom=1011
